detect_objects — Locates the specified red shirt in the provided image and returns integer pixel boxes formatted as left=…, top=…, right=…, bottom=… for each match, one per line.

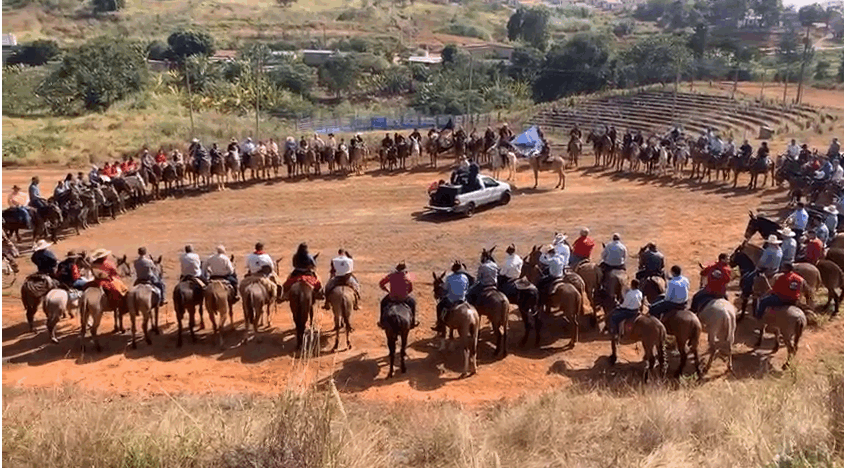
left=805, top=239, right=824, bottom=264
left=93, top=260, right=119, bottom=280
left=103, top=166, right=117, bottom=177
left=572, top=236, right=595, bottom=258
left=379, top=271, right=413, bottom=300
left=156, top=152, right=167, bottom=164
left=702, top=261, right=731, bottom=295
left=772, top=271, right=803, bottom=302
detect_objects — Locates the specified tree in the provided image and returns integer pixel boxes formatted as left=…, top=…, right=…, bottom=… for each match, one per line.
left=36, top=36, right=146, bottom=114
left=506, top=6, right=551, bottom=50
left=839, top=49, right=844, bottom=82
left=532, top=33, right=612, bottom=102
left=508, top=46, right=543, bottom=84
left=6, top=39, right=60, bottom=66
left=318, top=54, right=360, bottom=97
left=776, top=25, right=802, bottom=65
left=441, top=44, right=468, bottom=65
left=618, top=34, right=692, bottom=87
left=91, top=0, right=124, bottom=13
left=798, top=3, right=825, bottom=25
left=276, top=0, right=296, bottom=7
left=814, top=60, right=830, bottom=79
left=750, top=0, right=782, bottom=27
left=167, top=29, right=215, bottom=61
left=270, top=56, right=315, bottom=96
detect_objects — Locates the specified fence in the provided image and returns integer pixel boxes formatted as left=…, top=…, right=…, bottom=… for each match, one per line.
left=292, top=112, right=502, bottom=134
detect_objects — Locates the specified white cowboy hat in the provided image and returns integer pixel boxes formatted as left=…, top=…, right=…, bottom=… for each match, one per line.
left=824, top=205, right=839, bottom=215
left=91, top=164, right=99, bottom=170
left=191, top=138, right=199, bottom=143
left=32, top=239, right=52, bottom=251
left=779, top=227, right=796, bottom=238
left=766, top=234, right=782, bottom=245
left=90, top=248, right=112, bottom=261
left=554, top=233, right=567, bottom=243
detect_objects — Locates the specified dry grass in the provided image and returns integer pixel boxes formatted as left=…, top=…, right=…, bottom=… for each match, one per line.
left=4, top=357, right=844, bottom=468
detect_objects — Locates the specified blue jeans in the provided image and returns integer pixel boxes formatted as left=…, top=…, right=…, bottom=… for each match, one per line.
left=569, top=253, right=586, bottom=267
left=649, top=296, right=685, bottom=319
left=13, top=207, right=32, bottom=229
left=72, top=278, right=88, bottom=289
left=755, top=294, right=793, bottom=319
left=610, top=308, right=639, bottom=334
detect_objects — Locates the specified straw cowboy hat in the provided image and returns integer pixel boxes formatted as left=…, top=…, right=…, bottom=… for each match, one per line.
left=824, top=205, right=839, bottom=215
left=779, top=227, right=796, bottom=238
left=766, top=234, right=782, bottom=245
left=90, top=248, right=112, bottom=262
left=32, top=240, right=52, bottom=251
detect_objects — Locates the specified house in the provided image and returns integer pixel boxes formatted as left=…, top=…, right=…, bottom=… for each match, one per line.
left=301, top=49, right=346, bottom=67
left=461, top=43, right=515, bottom=60
left=2, top=34, right=18, bottom=66
left=406, top=50, right=442, bottom=66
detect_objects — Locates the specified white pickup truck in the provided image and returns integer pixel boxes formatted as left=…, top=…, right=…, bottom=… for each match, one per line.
left=426, top=175, right=512, bottom=217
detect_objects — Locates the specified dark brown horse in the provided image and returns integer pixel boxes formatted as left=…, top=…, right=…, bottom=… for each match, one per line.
left=173, top=278, right=205, bottom=348
left=289, top=280, right=317, bottom=353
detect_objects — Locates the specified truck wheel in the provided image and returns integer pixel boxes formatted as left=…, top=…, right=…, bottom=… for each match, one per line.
left=465, top=202, right=476, bottom=218
left=500, top=192, right=511, bottom=205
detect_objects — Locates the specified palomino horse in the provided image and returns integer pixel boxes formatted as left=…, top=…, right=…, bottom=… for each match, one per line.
left=204, top=279, right=234, bottom=348
left=126, top=279, right=163, bottom=349
left=349, top=144, right=366, bottom=176
left=755, top=302, right=806, bottom=370
left=327, top=284, right=355, bottom=352
left=249, top=150, right=266, bottom=180
left=697, top=297, right=737, bottom=374
left=595, top=288, right=667, bottom=382
left=655, top=307, right=702, bottom=379
left=432, top=272, right=480, bottom=377
left=383, top=301, right=412, bottom=378
left=527, top=153, right=566, bottom=190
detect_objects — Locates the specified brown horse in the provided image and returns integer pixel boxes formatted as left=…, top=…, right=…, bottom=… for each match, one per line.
left=527, top=153, right=566, bottom=190
left=240, top=276, right=276, bottom=345
left=755, top=304, right=806, bottom=370
left=432, top=272, right=480, bottom=377
left=20, top=273, right=58, bottom=334
left=204, top=280, right=234, bottom=348
left=470, top=247, right=511, bottom=358
left=587, top=131, right=612, bottom=167
left=173, top=278, right=205, bottom=348
left=289, top=280, right=317, bottom=353
left=655, top=308, right=702, bottom=379
left=327, top=284, right=355, bottom=352
left=595, top=289, right=667, bottom=382
left=567, top=137, right=582, bottom=167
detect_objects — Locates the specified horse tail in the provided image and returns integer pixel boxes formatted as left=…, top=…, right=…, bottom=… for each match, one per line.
left=793, top=312, right=805, bottom=351
left=657, top=321, right=668, bottom=376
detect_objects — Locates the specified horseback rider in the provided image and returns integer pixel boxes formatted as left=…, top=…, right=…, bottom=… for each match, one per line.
left=799, top=144, right=812, bottom=163
left=467, top=249, right=499, bottom=305
left=569, top=124, right=582, bottom=142
left=280, top=242, right=321, bottom=302
left=570, top=228, right=595, bottom=267
left=600, top=233, right=628, bottom=277
left=378, top=261, right=418, bottom=329
left=381, top=133, right=394, bottom=151
left=827, top=138, right=840, bottom=159
left=608, top=125, right=618, bottom=146
left=179, top=245, right=205, bottom=288
left=824, top=205, right=839, bottom=237
left=724, top=137, right=735, bottom=156
left=28, top=176, right=47, bottom=210
left=755, top=262, right=803, bottom=319
left=803, top=230, right=824, bottom=264
left=89, top=165, right=103, bottom=185
left=394, top=132, right=405, bottom=147
left=90, top=248, right=128, bottom=304
left=432, top=260, right=471, bottom=334
left=312, top=133, right=324, bottom=150
left=635, top=243, right=665, bottom=282
left=780, top=227, right=798, bottom=265
left=245, top=242, right=283, bottom=299
left=31, top=239, right=58, bottom=276
left=204, top=244, right=239, bottom=304
left=690, top=253, right=731, bottom=313
left=740, top=234, right=783, bottom=301
left=56, top=250, right=88, bottom=290
left=647, top=265, right=689, bottom=320
left=7, top=185, right=32, bottom=229
left=210, top=143, right=223, bottom=166
left=633, top=131, right=644, bottom=146
left=155, top=148, right=168, bottom=166
left=499, top=122, right=514, bottom=142
left=498, top=244, right=523, bottom=291
left=322, top=249, right=360, bottom=311
left=787, top=202, right=809, bottom=240
left=537, top=245, right=565, bottom=306
left=552, top=233, right=571, bottom=268
left=241, top=137, right=256, bottom=158
left=134, top=247, right=166, bottom=306
left=327, top=133, right=337, bottom=151
left=787, top=139, right=800, bottom=161
left=757, top=141, right=771, bottom=163
left=709, top=134, right=723, bottom=157
left=227, top=137, right=239, bottom=158
left=609, top=278, right=643, bottom=339
left=298, top=136, right=309, bottom=155
left=409, top=128, right=422, bottom=143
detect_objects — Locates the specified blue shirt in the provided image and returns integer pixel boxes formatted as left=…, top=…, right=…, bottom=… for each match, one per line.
left=792, top=209, right=809, bottom=230
left=818, top=223, right=830, bottom=245
left=781, top=237, right=797, bottom=264
left=445, top=272, right=469, bottom=302
left=601, top=241, right=627, bottom=267
left=28, top=183, right=41, bottom=202
left=476, top=261, right=499, bottom=286
left=758, top=246, right=783, bottom=273
left=826, top=213, right=838, bottom=237
left=664, top=275, right=690, bottom=304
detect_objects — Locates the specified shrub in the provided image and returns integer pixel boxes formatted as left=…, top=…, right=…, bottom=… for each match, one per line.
left=167, top=29, right=216, bottom=60
left=146, top=40, right=171, bottom=61
left=437, top=21, right=491, bottom=41
left=91, top=0, right=124, bottom=13
left=6, top=39, right=60, bottom=66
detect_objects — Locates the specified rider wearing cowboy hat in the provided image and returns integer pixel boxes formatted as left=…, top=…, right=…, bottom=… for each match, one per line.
left=31, top=239, right=58, bottom=276
left=56, top=250, right=88, bottom=290
left=433, top=260, right=471, bottom=334
left=378, top=261, right=418, bottom=329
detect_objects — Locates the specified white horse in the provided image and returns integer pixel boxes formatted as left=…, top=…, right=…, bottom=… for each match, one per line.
left=409, top=136, right=421, bottom=168
left=42, top=285, right=88, bottom=343
left=674, top=145, right=690, bottom=177
left=491, top=144, right=517, bottom=181
left=656, top=144, right=669, bottom=176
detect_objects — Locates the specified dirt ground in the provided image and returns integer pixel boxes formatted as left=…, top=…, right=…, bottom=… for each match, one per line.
left=5, top=155, right=844, bottom=405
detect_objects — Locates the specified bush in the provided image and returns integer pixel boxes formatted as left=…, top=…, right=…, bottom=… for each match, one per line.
left=167, top=29, right=215, bottom=60
left=91, top=0, right=124, bottom=13
left=612, top=20, right=636, bottom=37
left=269, top=57, right=315, bottom=96
left=2, top=65, right=49, bottom=116
left=36, top=36, right=147, bottom=114
left=6, top=39, right=60, bottom=66
left=437, top=21, right=491, bottom=41
left=146, top=40, right=171, bottom=61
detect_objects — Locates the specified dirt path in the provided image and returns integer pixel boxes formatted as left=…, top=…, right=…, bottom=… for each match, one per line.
left=3, top=159, right=841, bottom=403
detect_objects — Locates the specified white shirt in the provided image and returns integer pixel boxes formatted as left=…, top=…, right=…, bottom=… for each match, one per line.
left=833, top=165, right=844, bottom=182
left=620, top=288, right=643, bottom=310
left=500, top=254, right=523, bottom=280
left=331, top=255, right=353, bottom=276
left=787, top=144, right=800, bottom=158
left=724, top=141, right=735, bottom=154
left=247, top=252, right=273, bottom=274
left=553, top=242, right=571, bottom=268
left=180, top=252, right=202, bottom=277
left=545, top=255, right=565, bottom=278
left=205, top=253, right=234, bottom=277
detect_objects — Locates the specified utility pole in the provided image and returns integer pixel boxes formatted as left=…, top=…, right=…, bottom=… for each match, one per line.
left=783, top=67, right=790, bottom=104
left=759, top=69, right=766, bottom=101
left=796, top=23, right=811, bottom=104
left=255, top=54, right=261, bottom=138
left=467, top=54, right=474, bottom=120
left=673, top=54, right=679, bottom=121
left=185, top=59, right=195, bottom=137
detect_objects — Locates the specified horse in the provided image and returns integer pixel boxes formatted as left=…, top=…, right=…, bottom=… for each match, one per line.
left=126, top=282, right=162, bottom=349
left=78, top=255, right=133, bottom=352
left=755, top=303, right=806, bottom=369
left=409, top=137, right=422, bottom=169
left=327, top=284, right=355, bottom=352
left=468, top=248, right=511, bottom=358
left=240, top=276, right=276, bottom=345
left=527, top=152, right=566, bottom=190
left=655, top=307, right=702, bottom=379
left=673, top=145, right=690, bottom=177
left=491, top=145, right=516, bottom=181
left=595, top=288, right=667, bottom=382
left=173, top=277, right=205, bottom=348
left=284, top=147, right=298, bottom=178
left=567, top=137, right=582, bottom=167
left=300, top=148, right=321, bottom=178
left=204, top=279, right=235, bottom=349
left=383, top=301, right=412, bottom=378
left=587, top=131, right=612, bottom=167
left=696, top=298, right=736, bottom=375
left=249, top=149, right=266, bottom=180
left=225, top=151, right=241, bottom=184
left=743, top=211, right=781, bottom=241
left=432, top=272, right=480, bottom=377
left=349, top=144, right=366, bottom=176
left=41, top=288, right=84, bottom=343
left=522, top=248, right=585, bottom=348
left=289, top=279, right=317, bottom=353
left=210, top=156, right=226, bottom=191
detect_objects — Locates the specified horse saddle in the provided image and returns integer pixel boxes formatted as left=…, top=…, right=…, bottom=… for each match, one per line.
left=134, top=278, right=161, bottom=297
left=181, top=276, right=206, bottom=290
